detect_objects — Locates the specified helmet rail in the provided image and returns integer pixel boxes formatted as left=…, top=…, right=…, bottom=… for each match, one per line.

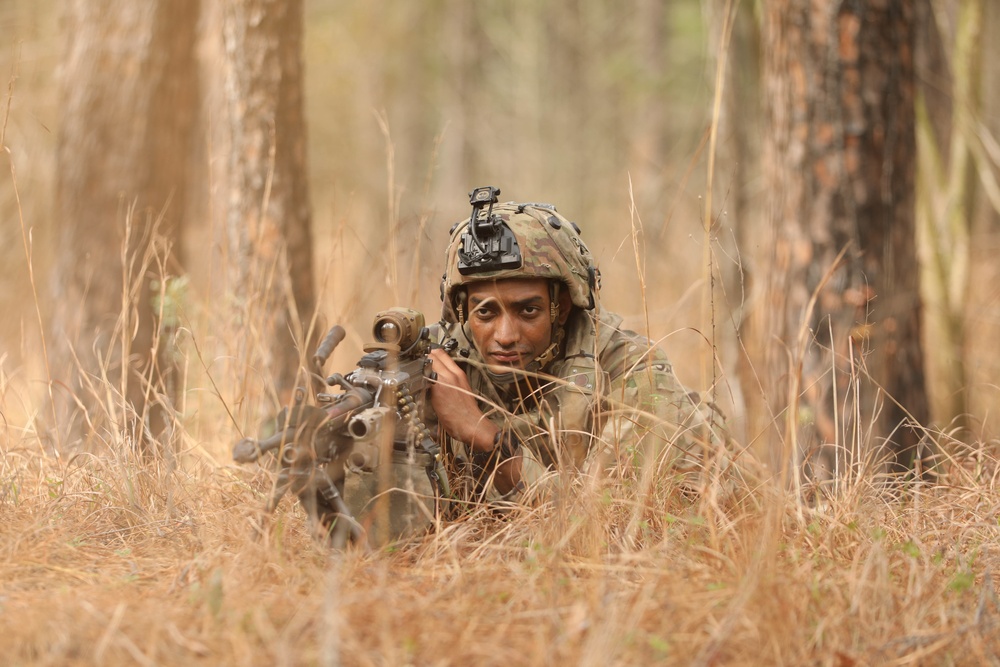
left=441, top=185, right=600, bottom=325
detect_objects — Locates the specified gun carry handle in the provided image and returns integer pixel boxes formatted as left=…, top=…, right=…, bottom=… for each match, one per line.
left=313, top=325, right=346, bottom=371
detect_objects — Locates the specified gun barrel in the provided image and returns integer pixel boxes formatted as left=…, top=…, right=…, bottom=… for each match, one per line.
left=347, top=406, right=391, bottom=440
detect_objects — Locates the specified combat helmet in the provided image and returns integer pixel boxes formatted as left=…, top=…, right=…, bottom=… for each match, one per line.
left=441, top=186, right=600, bottom=326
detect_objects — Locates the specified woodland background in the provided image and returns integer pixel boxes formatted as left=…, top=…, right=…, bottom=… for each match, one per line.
left=2, top=0, right=1000, bottom=467
left=2, top=1, right=1000, bottom=665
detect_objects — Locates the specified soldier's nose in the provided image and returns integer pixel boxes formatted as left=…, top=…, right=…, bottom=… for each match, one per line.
left=494, top=315, right=518, bottom=345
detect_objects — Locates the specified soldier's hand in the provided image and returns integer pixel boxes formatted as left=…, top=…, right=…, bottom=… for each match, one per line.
left=428, top=348, right=499, bottom=451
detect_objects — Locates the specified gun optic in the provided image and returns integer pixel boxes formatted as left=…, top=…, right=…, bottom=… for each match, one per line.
left=366, top=307, right=426, bottom=355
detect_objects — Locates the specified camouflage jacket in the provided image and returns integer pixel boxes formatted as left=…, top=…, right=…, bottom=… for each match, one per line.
left=433, top=308, right=729, bottom=498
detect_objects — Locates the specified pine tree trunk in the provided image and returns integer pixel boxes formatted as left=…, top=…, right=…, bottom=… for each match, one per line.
left=759, top=0, right=929, bottom=483
left=222, top=0, right=316, bottom=401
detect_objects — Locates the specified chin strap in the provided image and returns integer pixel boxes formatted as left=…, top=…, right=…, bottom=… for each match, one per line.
left=529, top=326, right=565, bottom=371
left=455, top=288, right=467, bottom=325
left=536, top=280, right=563, bottom=368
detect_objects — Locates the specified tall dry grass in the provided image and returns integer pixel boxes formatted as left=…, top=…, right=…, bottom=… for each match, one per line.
left=3, top=2, right=1000, bottom=663
left=2, top=195, right=1000, bottom=667
left=1, top=37, right=998, bottom=663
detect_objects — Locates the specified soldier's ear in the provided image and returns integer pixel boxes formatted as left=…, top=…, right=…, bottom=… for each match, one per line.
left=557, top=288, right=572, bottom=326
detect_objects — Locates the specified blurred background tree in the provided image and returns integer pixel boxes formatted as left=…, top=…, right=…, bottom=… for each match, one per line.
left=966, top=1, right=1000, bottom=440
left=219, top=0, right=318, bottom=403
left=47, top=0, right=199, bottom=453
left=1, top=0, right=999, bottom=476
left=915, top=0, right=1000, bottom=444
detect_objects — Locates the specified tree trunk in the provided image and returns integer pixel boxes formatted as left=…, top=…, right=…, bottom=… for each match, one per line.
left=222, top=0, right=316, bottom=402
left=759, top=0, right=929, bottom=485
left=966, top=0, right=1000, bottom=435
left=915, top=0, right=982, bottom=436
left=712, top=0, right=762, bottom=449
left=627, top=0, right=667, bottom=215
left=51, top=0, right=199, bottom=452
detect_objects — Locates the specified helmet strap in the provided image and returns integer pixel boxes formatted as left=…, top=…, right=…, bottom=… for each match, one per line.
left=540, top=280, right=564, bottom=366
left=529, top=281, right=567, bottom=371
left=531, top=326, right=565, bottom=371
left=455, top=288, right=468, bottom=325
left=549, top=281, right=560, bottom=324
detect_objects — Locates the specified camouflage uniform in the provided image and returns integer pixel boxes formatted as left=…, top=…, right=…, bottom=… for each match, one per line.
left=433, top=310, right=729, bottom=503
left=437, top=196, right=731, bottom=503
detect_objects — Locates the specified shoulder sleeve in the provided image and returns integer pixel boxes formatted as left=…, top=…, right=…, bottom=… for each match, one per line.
left=596, top=327, right=731, bottom=490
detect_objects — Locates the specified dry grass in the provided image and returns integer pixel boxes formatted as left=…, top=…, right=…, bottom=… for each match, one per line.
left=3, top=35, right=999, bottom=667
left=4, top=3, right=1000, bottom=664
left=2, top=408, right=999, bottom=666
left=2, top=253, right=1000, bottom=667
left=1, top=175, right=999, bottom=667
left=2, top=130, right=998, bottom=667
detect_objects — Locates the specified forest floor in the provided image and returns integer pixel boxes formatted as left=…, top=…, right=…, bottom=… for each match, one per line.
left=2, top=411, right=999, bottom=666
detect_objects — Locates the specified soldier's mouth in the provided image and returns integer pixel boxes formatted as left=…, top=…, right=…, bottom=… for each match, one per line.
left=486, top=351, right=526, bottom=367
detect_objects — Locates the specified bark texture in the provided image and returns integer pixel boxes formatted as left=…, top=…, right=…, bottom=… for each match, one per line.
left=223, top=0, right=316, bottom=399
left=759, top=0, right=929, bottom=480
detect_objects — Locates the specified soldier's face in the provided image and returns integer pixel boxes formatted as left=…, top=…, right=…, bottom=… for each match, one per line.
left=466, top=278, right=571, bottom=371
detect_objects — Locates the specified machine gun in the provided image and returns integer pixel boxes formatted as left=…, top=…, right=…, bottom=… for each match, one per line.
left=232, top=307, right=453, bottom=548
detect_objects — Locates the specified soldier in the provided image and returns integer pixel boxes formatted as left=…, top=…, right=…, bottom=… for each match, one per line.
left=233, top=186, right=740, bottom=544
left=428, top=187, right=734, bottom=505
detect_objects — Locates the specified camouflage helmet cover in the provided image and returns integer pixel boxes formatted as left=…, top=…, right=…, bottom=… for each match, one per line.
left=441, top=199, right=599, bottom=323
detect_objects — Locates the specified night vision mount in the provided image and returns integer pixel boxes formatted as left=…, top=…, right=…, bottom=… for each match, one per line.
left=457, top=186, right=523, bottom=276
